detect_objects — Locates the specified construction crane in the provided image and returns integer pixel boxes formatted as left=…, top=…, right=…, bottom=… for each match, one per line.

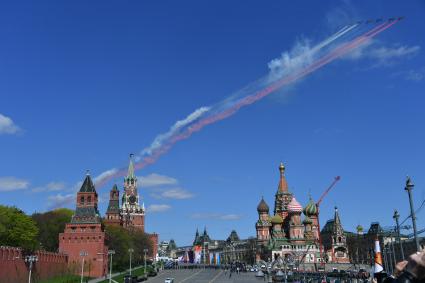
left=315, top=176, right=341, bottom=267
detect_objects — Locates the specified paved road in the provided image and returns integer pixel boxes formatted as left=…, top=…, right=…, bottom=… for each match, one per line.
left=146, top=269, right=263, bottom=283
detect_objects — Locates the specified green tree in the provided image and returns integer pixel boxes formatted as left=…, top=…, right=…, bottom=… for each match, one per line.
left=0, top=205, right=39, bottom=251
left=32, top=208, right=73, bottom=252
left=104, top=226, right=153, bottom=271
left=128, top=228, right=153, bottom=266
left=105, top=225, right=132, bottom=270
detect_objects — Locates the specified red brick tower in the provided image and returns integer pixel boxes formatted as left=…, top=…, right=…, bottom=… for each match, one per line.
left=273, top=163, right=293, bottom=236
left=329, top=207, right=350, bottom=263
left=121, top=155, right=145, bottom=231
left=59, top=172, right=108, bottom=278
left=104, top=184, right=121, bottom=226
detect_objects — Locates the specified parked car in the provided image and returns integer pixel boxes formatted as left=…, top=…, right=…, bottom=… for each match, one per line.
left=123, top=275, right=138, bottom=283
left=164, top=278, right=174, bottom=283
left=148, top=269, right=158, bottom=277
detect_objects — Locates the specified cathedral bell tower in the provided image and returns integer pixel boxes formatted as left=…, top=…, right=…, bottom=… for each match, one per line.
left=121, top=154, right=145, bottom=231
left=274, top=162, right=293, bottom=235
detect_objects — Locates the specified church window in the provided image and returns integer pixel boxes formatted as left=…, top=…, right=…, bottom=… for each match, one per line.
left=80, top=196, right=84, bottom=205
left=87, top=196, right=91, bottom=203
left=338, top=237, right=342, bottom=243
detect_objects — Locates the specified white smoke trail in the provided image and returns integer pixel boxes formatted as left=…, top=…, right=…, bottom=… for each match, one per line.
left=95, top=24, right=363, bottom=188
left=93, top=21, right=398, bottom=189
left=267, top=23, right=359, bottom=83
left=137, top=106, right=210, bottom=158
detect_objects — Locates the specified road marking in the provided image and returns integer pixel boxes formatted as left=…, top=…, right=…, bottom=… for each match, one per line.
left=208, top=270, right=223, bottom=283
left=179, top=269, right=203, bottom=283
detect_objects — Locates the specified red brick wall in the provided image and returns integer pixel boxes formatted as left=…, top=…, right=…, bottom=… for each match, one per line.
left=59, top=224, right=108, bottom=278
left=0, top=246, right=68, bottom=283
left=149, top=233, right=158, bottom=260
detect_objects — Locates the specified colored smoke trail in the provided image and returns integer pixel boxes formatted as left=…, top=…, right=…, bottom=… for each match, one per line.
left=95, top=20, right=399, bottom=188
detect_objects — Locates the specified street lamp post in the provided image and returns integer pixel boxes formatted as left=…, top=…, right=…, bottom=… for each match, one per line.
left=390, top=231, right=397, bottom=269
left=405, top=177, right=421, bottom=252
left=79, top=251, right=88, bottom=283
left=267, top=257, right=272, bottom=283
left=128, top=248, right=134, bottom=276
left=382, top=246, right=389, bottom=273
left=25, top=255, right=38, bottom=283
left=144, top=249, right=148, bottom=278
left=108, top=250, right=115, bottom=283
left=393, top=210, right=405, bottom=260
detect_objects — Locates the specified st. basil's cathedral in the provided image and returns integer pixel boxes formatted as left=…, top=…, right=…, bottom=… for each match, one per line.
left=255, top=162, right=349, bottom=267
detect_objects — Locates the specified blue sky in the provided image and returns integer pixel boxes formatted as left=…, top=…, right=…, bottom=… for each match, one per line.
left=1, top=0, right=424, bottom=246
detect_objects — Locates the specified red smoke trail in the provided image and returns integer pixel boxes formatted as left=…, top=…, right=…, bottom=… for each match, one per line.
left=95, top=21, right=398, bottom=188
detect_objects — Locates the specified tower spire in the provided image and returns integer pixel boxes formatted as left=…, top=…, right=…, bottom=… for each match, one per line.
left=334, top=206, right=341, bottom=225
left=278, top=162, right=288, bottom=192
left=127, top=153, right=135, bottom=179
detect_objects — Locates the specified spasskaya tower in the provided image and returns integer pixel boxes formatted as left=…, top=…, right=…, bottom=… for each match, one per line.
left=121, top=154, right=145, bottom=231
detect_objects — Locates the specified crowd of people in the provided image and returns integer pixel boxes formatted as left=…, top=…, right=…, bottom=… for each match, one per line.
left=379, top=249, right=425, bottom=283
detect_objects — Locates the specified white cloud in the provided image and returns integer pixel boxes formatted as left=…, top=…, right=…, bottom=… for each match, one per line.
left=190, top=213, right=242, bottom=221
left=32, top=181, right=66, bottom=193
left=146, top=204, right=171, bottom=213
left=150, top=188, right=194, bottom=200
left=267, top=38, right=315, bottom=82
left=369, top=45, right=420, bottom=61
left=405, top=67, right=425, bottom=82
left=0, top=177, right=29, bottom=192
left=47, top=193, right=75, bottom=209
left=98, top=192, right=110, bottom=203
left=344, top=41, right=420, bottom=66
left=0, top=114, right=21, bottom=135
left=71, top=181, right=83, bottom=192
left=139, top=173, right=178, bottom=188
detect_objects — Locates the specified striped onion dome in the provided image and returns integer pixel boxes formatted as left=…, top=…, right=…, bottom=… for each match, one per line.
left=271, top=214, right=283, bottom=224
left=303, top=197, right=318, bottom=216
left=288, top=197, right=303, bottom=213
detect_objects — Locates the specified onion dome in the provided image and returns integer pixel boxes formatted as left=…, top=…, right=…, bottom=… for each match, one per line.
left=271, top=214, right=283, bottom=224
left=356, top=225, right=364, bottom=233
left=303, top=196, right=318, bottom=216
left=257, top=197, right=269, bottom=213
left=303, top=216, right=313, bottom=224
left=288, top=197, right=303, bottom=213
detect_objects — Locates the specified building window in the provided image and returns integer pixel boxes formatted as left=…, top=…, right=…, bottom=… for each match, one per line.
left=80, top=196, right=84, bottom=205
left=88, top=196, right=91, bottom=203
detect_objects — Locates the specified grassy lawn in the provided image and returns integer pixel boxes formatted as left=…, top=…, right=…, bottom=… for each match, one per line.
left=40, top=274, right=91, bottom=283
left=97, top=266, right=153, bottom=283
